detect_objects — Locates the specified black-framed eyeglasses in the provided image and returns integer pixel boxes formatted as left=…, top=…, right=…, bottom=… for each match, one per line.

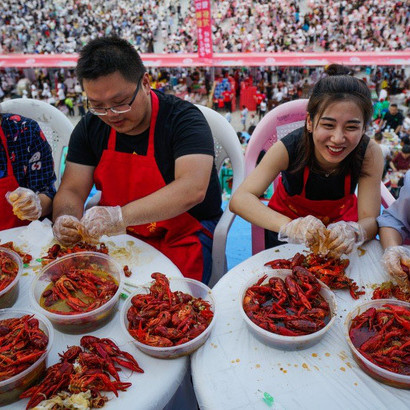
left=87, top=77, right=142, bottom=116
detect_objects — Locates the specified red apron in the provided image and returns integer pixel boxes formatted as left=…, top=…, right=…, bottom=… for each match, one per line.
left=94, top=91, right=209, bottom=281
left=0, top=126, right=29, bottom=230
left=268, top=167, right=358, bottom=226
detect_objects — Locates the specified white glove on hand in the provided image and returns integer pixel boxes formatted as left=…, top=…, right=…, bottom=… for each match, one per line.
left=52, top=215, right=83, bottom=246
left=326, top=221, right=365, bottom=258
left=382, top=246, right=410, bottom=293
left=278, top=215, right=327, bottom=248
left=6, top=187, right=42, bottom=221
left=81, top=206, right=126, bottom=241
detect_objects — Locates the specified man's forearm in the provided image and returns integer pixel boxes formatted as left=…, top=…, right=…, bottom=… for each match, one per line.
left=52, top=189, right=86, bottom=221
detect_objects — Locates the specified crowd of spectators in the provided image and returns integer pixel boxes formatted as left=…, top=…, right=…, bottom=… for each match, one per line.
left=1, top=1, right=408, bottom=55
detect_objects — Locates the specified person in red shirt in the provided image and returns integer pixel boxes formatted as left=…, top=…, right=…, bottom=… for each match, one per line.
left=254, top=90, right=265, bottom=117
left=222, top=88, right=233, bottom=113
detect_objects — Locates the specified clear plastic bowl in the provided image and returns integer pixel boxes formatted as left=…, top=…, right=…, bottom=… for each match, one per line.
left=0, top=248, right=23, bottom=308
left=239, top=269, right=337, bottom=350
left=30, top=251, right=124, bottom=334
left=344, top=299, right=410, bottom=389
left=121, top=277, right=216, bottom=359
left=0, top=309, right=54, bottom=405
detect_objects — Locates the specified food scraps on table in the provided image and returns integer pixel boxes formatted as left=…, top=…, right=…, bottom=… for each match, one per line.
left=265, top=252, right=364, bottom=299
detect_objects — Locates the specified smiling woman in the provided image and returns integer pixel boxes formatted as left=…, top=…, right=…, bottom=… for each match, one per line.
left=230, top=64, right=384, bottom=255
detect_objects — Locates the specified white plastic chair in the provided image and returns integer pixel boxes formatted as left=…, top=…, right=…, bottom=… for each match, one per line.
left=86, top=105, right=245, bottom=286
left=1, top=98, right=73, bottom=188
left=195, top=104, right=245, bottom=287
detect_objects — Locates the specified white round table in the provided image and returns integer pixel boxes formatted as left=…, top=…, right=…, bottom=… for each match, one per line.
left=0, top=222, right=188, bottom=410
left=191, top=241, right=409, bottom=409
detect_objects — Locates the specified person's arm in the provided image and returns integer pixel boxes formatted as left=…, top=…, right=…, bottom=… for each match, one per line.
left=356, top=140, right=384, bottom=241
left=379, top=226, right=403, bottom=248
left=52, top=161, right=95, bottom=221
left=395, top=124, right=402, bottom=134
left=229, top=140, right=292, bottom=232
left=121, top=153, right=213, bottom=226
left=38, top=194, right=52, bottom=217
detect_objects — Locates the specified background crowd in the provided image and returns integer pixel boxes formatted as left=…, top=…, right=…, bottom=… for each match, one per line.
left=1, top=0, right=408, bottom=54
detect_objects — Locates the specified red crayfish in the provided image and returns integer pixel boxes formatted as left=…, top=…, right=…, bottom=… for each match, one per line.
left=0, top=241, right=32, bottom=265
left=41, top=242, right=109, bottom=265
left=0, top=315, right=48, bottom=382
left=127, top=272, right=214, bottom=347
left=40, top=266, right=118, bottom=314
left=349, top=303, right=410, bottom=375
left=265, top=252, right=364, bottom=299
left=372, top=281, right=410, bottom=303
left=243, top=267, right=332, bottom=336
left=0, top=250, right=19, bottom=292
left=20, top=335, right=143, bottom=409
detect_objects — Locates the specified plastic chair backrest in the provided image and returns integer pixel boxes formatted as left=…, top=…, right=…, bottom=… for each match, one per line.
left=244, top=99, right=308, bottom=255
left=1, top=98, right=73, bottom=188
left=195, top=104, right=245, bottom=287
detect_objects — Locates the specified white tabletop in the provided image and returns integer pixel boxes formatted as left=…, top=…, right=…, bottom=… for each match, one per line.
left=0, top=222, right=188, bottom=410
left=191, top=240, right=410, bottom=410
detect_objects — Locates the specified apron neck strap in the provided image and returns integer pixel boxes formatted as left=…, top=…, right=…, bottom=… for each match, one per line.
left=0, top=126, right=13, bottom=177
left=302, top=166, right=352, bottom=197
left=107, top=89, right=159, bottom=157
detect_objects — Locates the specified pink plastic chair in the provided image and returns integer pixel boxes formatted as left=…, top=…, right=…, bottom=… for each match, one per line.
left=244, top=99, right=308, bottom=255
left=244, top=99, right=395, bottom=255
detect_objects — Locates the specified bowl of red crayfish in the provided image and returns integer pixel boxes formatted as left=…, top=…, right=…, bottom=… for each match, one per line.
left=0, top=309, right=54, bottom=405
left=30, top=251, right=124, bottom=333
left=0, top=248, right=23, bottom=308
left=344, top=299, right=410, bottom=389
left=239, top=268, right=337, bottom=350
left=121, top=273, right=216, bottom=359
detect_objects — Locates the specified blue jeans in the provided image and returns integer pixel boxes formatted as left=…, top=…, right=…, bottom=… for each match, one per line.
left=197, top=219, right=219, bottom=285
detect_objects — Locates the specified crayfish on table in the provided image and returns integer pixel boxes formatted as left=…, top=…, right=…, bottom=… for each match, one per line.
left=0, top=241, right=32, bottom=265
left=243, top=267, right=332, bottom=336
left=0, top=315, right=48, bottom=382
left=0, top=250, right=19, bottom=292
left=20, top=335, right=143, bottom=409
left=265, top=252, right=364, bottom=299
left=40, top=266, right=118, bottom=314
left=127, top=272, right=214, bottom=347
left=41, top=242, right=109, bottom=265
left=372, top=282, right=410, bottom=303
left=349, top=303, right=410, bottom=375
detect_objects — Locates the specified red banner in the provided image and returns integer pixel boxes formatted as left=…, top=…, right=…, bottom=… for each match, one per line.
left=194, top=0, right=213, bottom=59
left=1, top=52, right=409, bottom=68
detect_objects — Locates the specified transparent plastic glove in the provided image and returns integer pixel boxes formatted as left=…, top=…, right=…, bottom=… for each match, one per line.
left=52, top=215, right=82, bottom=246
left=6, top=187, right=41, bottom=221
left=382, top=246, right=410, bottom=293
left=326, top=221, right=365, bottom=258
left=81, top=206, right=126, bottom=241
left=278, top=215, right=327, bottom=249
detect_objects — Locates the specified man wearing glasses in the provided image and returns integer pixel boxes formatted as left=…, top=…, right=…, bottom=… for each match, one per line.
left=52, top=36, right=222, bottom=284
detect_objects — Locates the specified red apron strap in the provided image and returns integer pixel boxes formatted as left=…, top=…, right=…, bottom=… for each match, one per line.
left=300, top=166, right=309, bottom=197
left=107, top=127, right=116, bottom=150
left=344, top=173, right=351, bottom=196
left=0, top=127, right=13, bottom=177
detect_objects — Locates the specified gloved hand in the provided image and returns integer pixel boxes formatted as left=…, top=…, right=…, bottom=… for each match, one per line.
left=80, top=206, right=126, bottom=241
left=326, top=221, right=365, bottom=258
left=278, top=215, right=327, bottom=249
left=6, top=187, right=42, bottom=221
left=382, top=246, right=410, bottom=293
left=52, top=215, right=83, bottom=246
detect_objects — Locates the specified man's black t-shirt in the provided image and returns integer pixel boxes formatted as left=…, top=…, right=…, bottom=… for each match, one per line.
left=67, top=90, right=222, bottom=221
left=383, top=111, right=404, bottom=130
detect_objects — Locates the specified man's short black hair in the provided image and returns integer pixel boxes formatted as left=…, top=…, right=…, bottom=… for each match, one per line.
left=76, top=36, right=146, bottom=85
